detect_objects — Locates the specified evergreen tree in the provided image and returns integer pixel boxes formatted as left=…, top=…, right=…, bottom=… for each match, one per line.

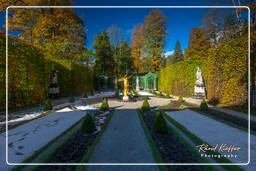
left=172, top=40, right=184, bottom=63
left=93, top=31, right=114, bottom=76
left=118, top=41, right=133, bottom=75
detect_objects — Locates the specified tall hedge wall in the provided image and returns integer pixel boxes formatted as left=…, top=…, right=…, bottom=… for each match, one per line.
left=159, top=36, right=248, bottom=107
left=158, top=60, right=207, bottom=97
left=0, top=35, right=94, bottom=111
left=207, top=36, right=248, bottom=106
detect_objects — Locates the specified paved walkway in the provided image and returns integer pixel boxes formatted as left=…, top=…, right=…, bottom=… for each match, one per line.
left=171, top=95, right=256, bottom=122
left=166, top=109, right=256, bottom=171
left=86, top=101, right=160, bottom=171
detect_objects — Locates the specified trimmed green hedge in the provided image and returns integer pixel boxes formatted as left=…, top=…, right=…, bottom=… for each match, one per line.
left=158, top=60, right=207, bottom=97
left=0, top=35, right=94, bottom=111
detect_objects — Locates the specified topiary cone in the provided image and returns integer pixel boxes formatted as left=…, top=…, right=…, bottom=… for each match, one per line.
left=141, top=98, right=150, bottom=111
left=153, top=112, right=168, bottom=133
left=81, top=114, right=96, bottom=133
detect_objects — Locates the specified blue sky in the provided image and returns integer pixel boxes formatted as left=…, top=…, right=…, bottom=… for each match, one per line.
left=0, top=0, right=246, bottom=54
left=74, top=7, right=209, bottom=53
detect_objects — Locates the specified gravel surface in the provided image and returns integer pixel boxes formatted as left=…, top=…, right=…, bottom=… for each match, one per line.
left=167, top=109, right=256, bottom=171
left=86, top=101, right=160, bottom=171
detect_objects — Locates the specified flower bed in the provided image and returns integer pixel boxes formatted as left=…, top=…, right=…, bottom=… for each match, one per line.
left=34, top=110, right=113, bottom=171
left=139, top=110, right=208, bottom=170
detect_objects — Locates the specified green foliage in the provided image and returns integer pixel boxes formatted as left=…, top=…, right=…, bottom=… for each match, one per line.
left=153, top=112, right=168, bottom=133
left=172, top=40, right=184, bottom=63
left=200, top=99, right=208, bottom=111
left=83, top=94, right=88, bottom=98
left=207, top=36, right=248, bottom=106
left=93, top=31, right=114, bottom=76
left=81, top=114, right=96, bottom=133
left=144, top=9, right=167, bottom=72
left=165, top=94, right=170, bottom=98
left=100, top=98, right=109, bottom=111
left=184, top=27, right=211, bottom=60
left=179, top=105, right=188, bottom=110
left=132, top=90, right=139, bottom=97
left=178, top=96, right=184, bottom=102
left=69, top=96, right=75, bottom=103
left=158, top=60, right=206, bottom=97
left=42, top=99, right=53, bottom=111
left=141, top=98, right=150, bottom=111
left=0, top=35, right=94, bottom=111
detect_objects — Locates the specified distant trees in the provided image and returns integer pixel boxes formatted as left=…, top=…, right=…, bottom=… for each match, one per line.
left=93, top=31, right=114, bottom=76
left=131, top=24, right=145, bottom=73
left=131, top=9, right=167, bottom=73
left=161, top=6, right=250, bottom=107
left=0, top=0, right=95, bottom=110
left=107, top=25, right=126, bottom=77
left=3, top=0, right=85, bottom=61
left=144, top=9, right=167, bottom=72
left=118, top=41, right=133, bottom=75
left=172, top=40, right=184, bottom=63
left=184, top=27, right=211, bottom=60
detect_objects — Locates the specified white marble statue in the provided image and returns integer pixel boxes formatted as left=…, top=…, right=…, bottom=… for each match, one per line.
left=194, top=66, right=206, bottom=99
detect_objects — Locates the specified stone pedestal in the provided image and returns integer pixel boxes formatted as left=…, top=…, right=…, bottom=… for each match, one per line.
left=122, top=96, right=129, bottom=102
left=194, top=67, right=206, bottom=99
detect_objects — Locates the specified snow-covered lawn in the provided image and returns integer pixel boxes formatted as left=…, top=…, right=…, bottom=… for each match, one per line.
left=0, top=100, right=81, bottom=126
left=166, top=109, right=256, bottom=170
left=1, top=91, right=115, bottom=127
left=86, top=91, right=116, bottom=99
left=0, top=103, right=95, bottom=170
left=138, top=91, right=154, bottom=96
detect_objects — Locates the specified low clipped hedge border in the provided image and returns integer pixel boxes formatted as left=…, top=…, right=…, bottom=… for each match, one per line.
left=137, top=109, right=168, bottom=171
left=163, top=112, right=244, bottom=171
left=77, top=109, right=114, bottom=171
left=160, top=111, right=218, bottom=171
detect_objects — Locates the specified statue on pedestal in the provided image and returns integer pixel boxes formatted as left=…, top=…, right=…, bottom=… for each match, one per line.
left=49, top=70, right=60, bottom=99
left=194, top=66, right=206, bottom=99
left=118, top=75, right=132, bottom=101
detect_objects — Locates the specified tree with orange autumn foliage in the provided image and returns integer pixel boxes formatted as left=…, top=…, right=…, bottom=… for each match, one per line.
left=144, top=9, right=167, bottom=72
left=131, top=23, right=145, bottom=73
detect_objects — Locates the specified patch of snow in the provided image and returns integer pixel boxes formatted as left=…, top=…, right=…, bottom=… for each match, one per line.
left=84, top=91, right=116, bottom=99
left=0, top=100, right=83, bottom=126
left=138, top=91, right=154, bottom=96
left=0, top=112, right=43, bottom=125
left=75, top=105, right=97, bottom=111
left=0, top=107, right=88, bottom=169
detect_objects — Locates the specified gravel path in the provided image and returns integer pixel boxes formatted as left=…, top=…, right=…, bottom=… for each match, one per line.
left=166, top=109, right=256, bottom=171
left=86, top=101, right=160, bottom=171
